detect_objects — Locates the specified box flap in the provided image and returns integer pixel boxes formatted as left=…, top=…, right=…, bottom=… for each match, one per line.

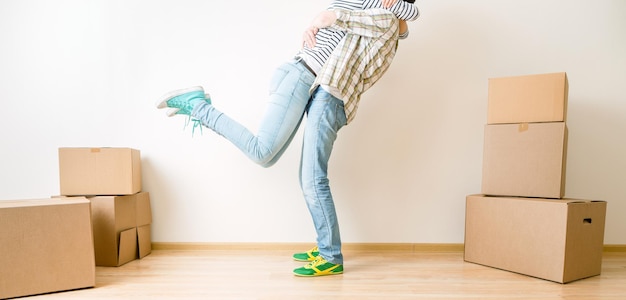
left=137, top=224, right=152, bottom=259
left=117, top=227, right=138, bottom=266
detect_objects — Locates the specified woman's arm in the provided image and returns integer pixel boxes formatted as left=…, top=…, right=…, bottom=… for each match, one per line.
left=302, top=10, right=336, bottom=49
left=381, top=0, right=398, bottom=9
left=377, top=0, right=419, bottom=21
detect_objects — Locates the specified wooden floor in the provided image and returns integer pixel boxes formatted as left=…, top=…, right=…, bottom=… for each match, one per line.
left=26, top=249, right=626, bottom=299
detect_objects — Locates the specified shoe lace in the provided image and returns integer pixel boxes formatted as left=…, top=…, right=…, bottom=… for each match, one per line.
left=305, top=256, right=327, bottom=269
left=183, top=117, right=203, bottom=136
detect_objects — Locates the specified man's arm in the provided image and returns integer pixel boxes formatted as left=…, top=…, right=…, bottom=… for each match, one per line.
left=332, top=9, right=399, bottom=39
left=303, top=8, right=399, bottom=48
left=381, top=0, right=412, bottom=38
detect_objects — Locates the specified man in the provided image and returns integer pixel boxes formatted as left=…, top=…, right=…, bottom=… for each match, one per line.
left=156, top=0, right=419, bottom=276
left=292, top=6, right=416, bottom=277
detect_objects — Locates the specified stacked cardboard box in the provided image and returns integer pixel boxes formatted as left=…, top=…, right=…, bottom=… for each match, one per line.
left=464, top=72, right=607, bottom=283
left=0, top=198, right=96, bottom=299
left=483, top=72, right=569, bottom=198
left=59, top=147, right=152, bottom=267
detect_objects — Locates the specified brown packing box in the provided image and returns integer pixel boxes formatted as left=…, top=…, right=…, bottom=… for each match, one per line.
left=88, top=192, right=152, bottom=267
left=481, top=122, right=568, bottom=198
left=0, top=198, right=95, bottom=299
left=464, top=195, right=607, bottom=283
left=59, top=147, right=141, bottom=196
left=487, top=72, right=568, bottom=124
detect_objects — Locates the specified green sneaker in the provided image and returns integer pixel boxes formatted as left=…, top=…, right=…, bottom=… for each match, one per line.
left=293, top=256, right=343, bottom=277
left=293, top=246, right=319, bottom=262
left=156, top=86, right=211, bottom=117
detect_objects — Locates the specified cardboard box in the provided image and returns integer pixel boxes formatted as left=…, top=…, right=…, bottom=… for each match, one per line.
left=464, top=195, right=607, bottom=283
left=59, top=147, right=142, bottom=196
left=0, top=198, right=95, bottom=299
left=89, top=192, right=152, bottom=266
left=481, top=122, right=568, bottom=198
left=487, top=72, right=568, bottom=124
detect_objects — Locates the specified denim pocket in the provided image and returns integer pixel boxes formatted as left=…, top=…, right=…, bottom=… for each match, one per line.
left=269, top=64, right=298, bottom=97
left=333, top=101, right=348, bottom=128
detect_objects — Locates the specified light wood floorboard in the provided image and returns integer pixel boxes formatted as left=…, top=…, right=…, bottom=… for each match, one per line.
left=25, top=249, right=626, bottom=299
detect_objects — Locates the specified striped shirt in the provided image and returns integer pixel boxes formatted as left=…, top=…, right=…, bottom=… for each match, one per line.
left=312, top=8, right=404, bottom=124
left=298, top=0, right=419, bottom=75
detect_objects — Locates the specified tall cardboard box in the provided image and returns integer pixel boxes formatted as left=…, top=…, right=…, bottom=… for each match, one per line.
left=487, top=72, right=568, bottom=124
left=481, top=122, right=568, bottom=198
left=0, top=198, right=95, bottom=299
left=464, top=195, right=607, bottom=283
left=59, top=147, right=141, bottom=196
left=88, top=192, right=152, bottom=266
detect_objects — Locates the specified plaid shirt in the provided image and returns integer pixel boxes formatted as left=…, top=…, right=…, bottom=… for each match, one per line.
left=311, top=8, right=400, bottom=124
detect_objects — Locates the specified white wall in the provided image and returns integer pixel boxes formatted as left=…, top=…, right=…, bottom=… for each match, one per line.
left=1, top=0, right=624, bottom=244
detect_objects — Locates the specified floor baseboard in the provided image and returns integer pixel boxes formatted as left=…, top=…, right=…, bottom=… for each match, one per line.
left=151, top=242, right=626, bottom=253
left=603, top=244, right=626, bottom=252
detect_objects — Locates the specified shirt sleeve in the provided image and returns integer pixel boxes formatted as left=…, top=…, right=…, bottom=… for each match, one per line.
left=330, top=8, right=399, bottom=39
left=384, top=0, right=420, bottom=21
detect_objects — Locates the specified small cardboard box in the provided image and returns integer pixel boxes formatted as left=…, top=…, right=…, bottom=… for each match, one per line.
left=464, top=195, right=607, bottom=283
left=487, top=72, right=568, bottom=124
left=481, top=122, right=568, bottom=198
left=0, top=198, right=95, bottom=299
left=88, top=192, right=152, bottom=267
left=59, top=147, right=141, bottom=196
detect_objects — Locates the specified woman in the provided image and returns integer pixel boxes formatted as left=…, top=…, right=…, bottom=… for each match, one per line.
left=156, top=0, right=418, bottom=168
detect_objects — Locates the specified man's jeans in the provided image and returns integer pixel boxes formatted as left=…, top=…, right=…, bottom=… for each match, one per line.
left=192, top=58, right=315, bottom=167
left=300, top=87, right=347, bottom=265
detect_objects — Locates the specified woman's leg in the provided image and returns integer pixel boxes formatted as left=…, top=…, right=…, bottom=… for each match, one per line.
left=191, top=59, right=315, bottom=167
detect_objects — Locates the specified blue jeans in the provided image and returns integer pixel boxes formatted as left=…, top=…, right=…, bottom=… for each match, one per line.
left=192, top=59, right=347, bottom=265
left=192, top=58, right=315, bottom=167
left=300, top=87, right=347, bottom=265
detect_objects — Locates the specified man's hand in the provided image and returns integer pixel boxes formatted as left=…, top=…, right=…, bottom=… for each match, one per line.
left=381, top=0, right=398, bottom=8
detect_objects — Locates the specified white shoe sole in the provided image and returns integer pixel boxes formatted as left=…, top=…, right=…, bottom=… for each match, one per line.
left=155, top=86, right=204, bottom=109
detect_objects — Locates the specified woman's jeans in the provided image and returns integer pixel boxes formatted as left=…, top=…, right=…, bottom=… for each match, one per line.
left=192, top=58, right=315, bottom=167
left=300, top=87, right=347, bottom=265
